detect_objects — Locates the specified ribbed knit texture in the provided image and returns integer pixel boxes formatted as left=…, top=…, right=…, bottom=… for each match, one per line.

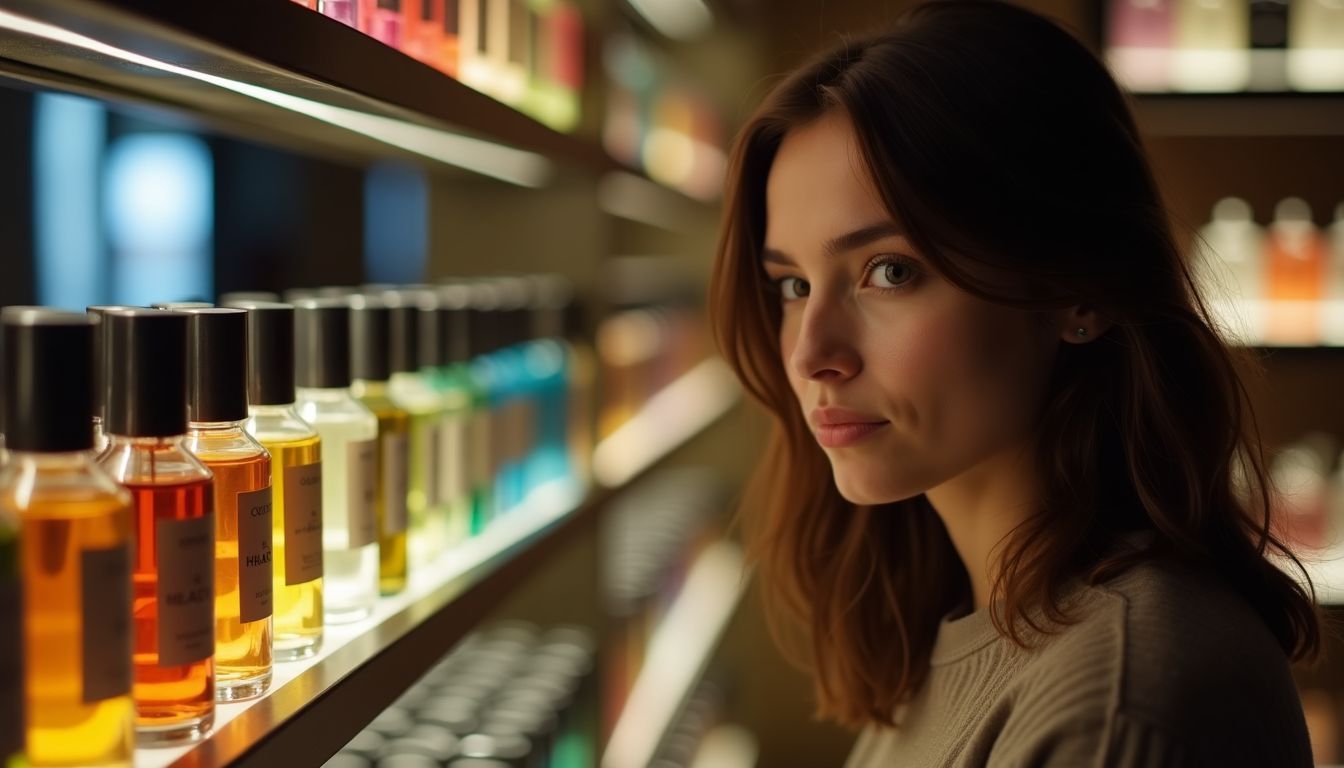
left=844, top=545, right=1313, bottom=767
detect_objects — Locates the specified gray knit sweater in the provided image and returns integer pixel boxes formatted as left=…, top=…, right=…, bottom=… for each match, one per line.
left=844, top=551, right=1313, bottom=767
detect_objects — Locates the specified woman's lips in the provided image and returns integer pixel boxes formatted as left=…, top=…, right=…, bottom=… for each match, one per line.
left=814, top=421, right=888, bottom=448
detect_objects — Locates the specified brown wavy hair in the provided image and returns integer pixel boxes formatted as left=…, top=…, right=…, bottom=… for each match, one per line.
left=710, top=0, right=1322, bottom=729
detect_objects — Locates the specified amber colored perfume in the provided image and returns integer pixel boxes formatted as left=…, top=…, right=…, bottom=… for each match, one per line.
left=180, top=309, right=274, bottom=702
left=348, top=297, right=410, bottom=596
left=224, top=300, right=325, bottom=662
left=1, top=308, right=135, bottom=766
left=1265, top=197, right=1327, bottom=344
left=95, top=309, right=216, bottom=746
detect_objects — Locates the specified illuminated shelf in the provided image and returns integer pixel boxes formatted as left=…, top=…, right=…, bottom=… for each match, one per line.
left=1132, top=92, right=1344, bottom=137
left=602, top=541, right=748, bottom=768
left=0, top=0, right=650, bottom=189
left=130, top=360, right=740, bottom=767
left=1210, top=299, right=1344, bottom=350
left=1287, top=547, right=1344, bottom=606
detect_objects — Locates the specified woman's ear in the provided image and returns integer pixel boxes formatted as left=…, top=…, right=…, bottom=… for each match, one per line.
left=1057, top=304, right=1113, bottom=344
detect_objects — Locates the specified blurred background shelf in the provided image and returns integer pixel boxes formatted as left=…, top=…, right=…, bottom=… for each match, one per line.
left=601, top=540, right=747, bottom=768
left=1132, top=93, right=1344, bottom=137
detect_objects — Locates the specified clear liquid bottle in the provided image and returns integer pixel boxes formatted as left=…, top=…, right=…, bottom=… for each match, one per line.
left=525, top=275, right=578, bottom=491
left=224, top=300, right=325, bottom=661
left=2, top=308, right=136, bottom=766
left=348, top=296, right=410, bottom=596
left=95, top=309, right=215, bottom=746
left=180, top=309, right=274, bottom=701
left=294, top=299, right=380, bottom=624
left=439, top=284, right=491, bottom=536
left=385, top=289, right=450, bottom=568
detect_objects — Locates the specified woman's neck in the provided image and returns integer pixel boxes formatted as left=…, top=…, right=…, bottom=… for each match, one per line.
left=924, top=441, right=1040, bottom=610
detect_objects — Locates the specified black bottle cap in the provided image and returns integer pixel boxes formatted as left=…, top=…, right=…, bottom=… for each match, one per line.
left=349, top=295, right=392, bottom=383
left=397, top=287, right=442, bottom=369
left=87, top=305, right=139, bottom=420
left=221, top=300, right=295, bottom=406
left=182, top=308, right=249, bottom=422
left=436, top=284, right=471, bottom=365
left=218, top=291, right=279, bottom=304
left=152, top=301, right=213, bottom=310
left=465, top=283, right=501, bottom=359
left=294, top=298, right=352, bottom=389
left=1, top=308, right=96, bottom=452
left=383, top=294, right=419, bottom=375
left=104, top=308, right=189, bottom=438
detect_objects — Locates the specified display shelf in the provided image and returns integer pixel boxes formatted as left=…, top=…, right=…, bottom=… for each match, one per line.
left=0, top=0, right=681, bottom=191
left=592, top=357, right=742, bottom=488
left=1131, top=92, right=1344, bottom=137
left=130, top=360, right=741, bottom=768
left=1209, top=299, right=1344, bottom=350
left=602, top=541, right=748, bottom=768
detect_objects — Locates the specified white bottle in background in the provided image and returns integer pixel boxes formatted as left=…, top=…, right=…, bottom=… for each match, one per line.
left=293, top=299, right=381, bottom=625
left=1195, top=197, right=1265, bottom=344
left=1288, top=0, right=1344, bottom=91
left=1326, top=202, right=1344, bottom=344
left=1172, top=0, right=1251, bottom=92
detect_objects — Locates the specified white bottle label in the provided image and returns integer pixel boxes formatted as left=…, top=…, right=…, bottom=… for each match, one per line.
left=155, top=514, right=215, bottom=667
left=81, top=543, right=133, bottom=702
left=440, top=413, right=470, bottom=505
left=237, top=486, right=274, bottom=624
left=383, top=433, right=410, bottom=536
left=347, top=439, right=379, bottom=548
left=283, top=462, right=324, bottom=586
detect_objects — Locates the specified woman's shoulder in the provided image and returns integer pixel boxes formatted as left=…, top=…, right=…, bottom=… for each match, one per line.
left=1007, top=553, right=1312, bottom=765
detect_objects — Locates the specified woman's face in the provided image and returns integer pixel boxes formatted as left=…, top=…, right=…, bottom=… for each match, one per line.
left=762, top=112, right=1061, bottom=506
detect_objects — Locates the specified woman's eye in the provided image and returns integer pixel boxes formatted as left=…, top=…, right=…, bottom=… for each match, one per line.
left=779, top=276, right=810, bottom=300
left=868, top=258, right=917, bottom=289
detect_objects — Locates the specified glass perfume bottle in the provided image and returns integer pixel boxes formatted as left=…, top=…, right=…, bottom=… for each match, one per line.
left=459, top=0, right=496, bottom=93
left=294, top=299, right=380, bottom=624
left=1171, top=0, right=1251, bottom=92
left=1195, top=197, right=1266, bottom=343
left=86, top=305, right=138, bottom=456
left=1105, top=0, right=1174, bottom=93
left=1265, top=197, right=1327, bottom=345
left=438, top=0, right=463, bottom=77
left=383, top=290, right=450, bottom=569
left=405, top=0, right=446, bottom=65
left=487, top=279, right=537, bottom=513
left=1, top=484, right=17, bottom=767
left=525, top=275, right=576, bottom=491
left=1289, top=0, right=1344, bottom=91
left=320, top=0, right=359, bottom=27
left=225, top=301, right=325, bottom=662
left=94, top=309, right=215, bottom=746
left=363, top=0, right=406, bottom=47
left=180, top=309, right=274, bottom=702
left=1, top=308, right=135, bottom=767
left=348, top=296, right=410, bottom=596
left=440, top=284, right=492, bottom=536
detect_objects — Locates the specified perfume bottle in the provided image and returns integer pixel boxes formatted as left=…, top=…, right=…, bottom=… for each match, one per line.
left=1, top=485, right=16, bottom=766
left=225, top=301, right=324, bottom=661
left=362, top=0, right=406, bottom=47
left=180, top=309, right=274, bottom=702
left=320, top=0, right=359, bottom=27
left=405, top=0, right=446, bottom=65
left=382, top=290, right=450, bottom=568
left=525, top=275, right=576, bottom=491
left=459, top=0, right=495, bottom=93
left=1265, top=197, right=1327, bottom=345
left=1195, top=197, right=1266, bottom=343
left=435, top=285, right=487, bottom=539
left=1105, top=0, right=1174, bottom=93
left=1289, top=0, right=1344, bottom=91
left=439, top=0, right=463, bottom=77
left=348, top=297, right=410, bottom=596
left=294, top=299, right=380, bottom=624
left=487, top=279, right=537, bottom=513
left=1172, top=0, right=1251, bottom=92
left=95, top=309, right=215, bottom=746
left=1326, top=203, right=1344, bottom=345
left=1, top=308, right=135, bottom=766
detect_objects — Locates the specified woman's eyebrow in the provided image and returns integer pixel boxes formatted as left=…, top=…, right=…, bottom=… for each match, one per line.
left=760, top=247, right=795, bottom=266
left=825, top=222, right=904, bottom=257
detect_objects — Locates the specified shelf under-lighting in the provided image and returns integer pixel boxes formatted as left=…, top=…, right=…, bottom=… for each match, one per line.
left=593, top=357, right=742, bottom=488
left=602, top=541, right=748, bottom=768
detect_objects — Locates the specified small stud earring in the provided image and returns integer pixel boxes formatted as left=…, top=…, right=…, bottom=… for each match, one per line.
left=1076, top=327, right=1088, bottom=338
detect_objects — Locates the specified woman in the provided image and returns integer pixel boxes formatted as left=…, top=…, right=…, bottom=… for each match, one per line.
left=710, top=1, right=1323, bottom=765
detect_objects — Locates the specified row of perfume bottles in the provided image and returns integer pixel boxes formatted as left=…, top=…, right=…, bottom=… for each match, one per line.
left=600, top=467, right=725, bottom=741
left=0, top=276, right=593, bottom=766
left=1105, top=0, right=1344, bottom=92
left=292, top=0, right=585, bottom=131
left=1195, top=197, right=1344, bottom=345
left=325, top=621, right=596, bottom=768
